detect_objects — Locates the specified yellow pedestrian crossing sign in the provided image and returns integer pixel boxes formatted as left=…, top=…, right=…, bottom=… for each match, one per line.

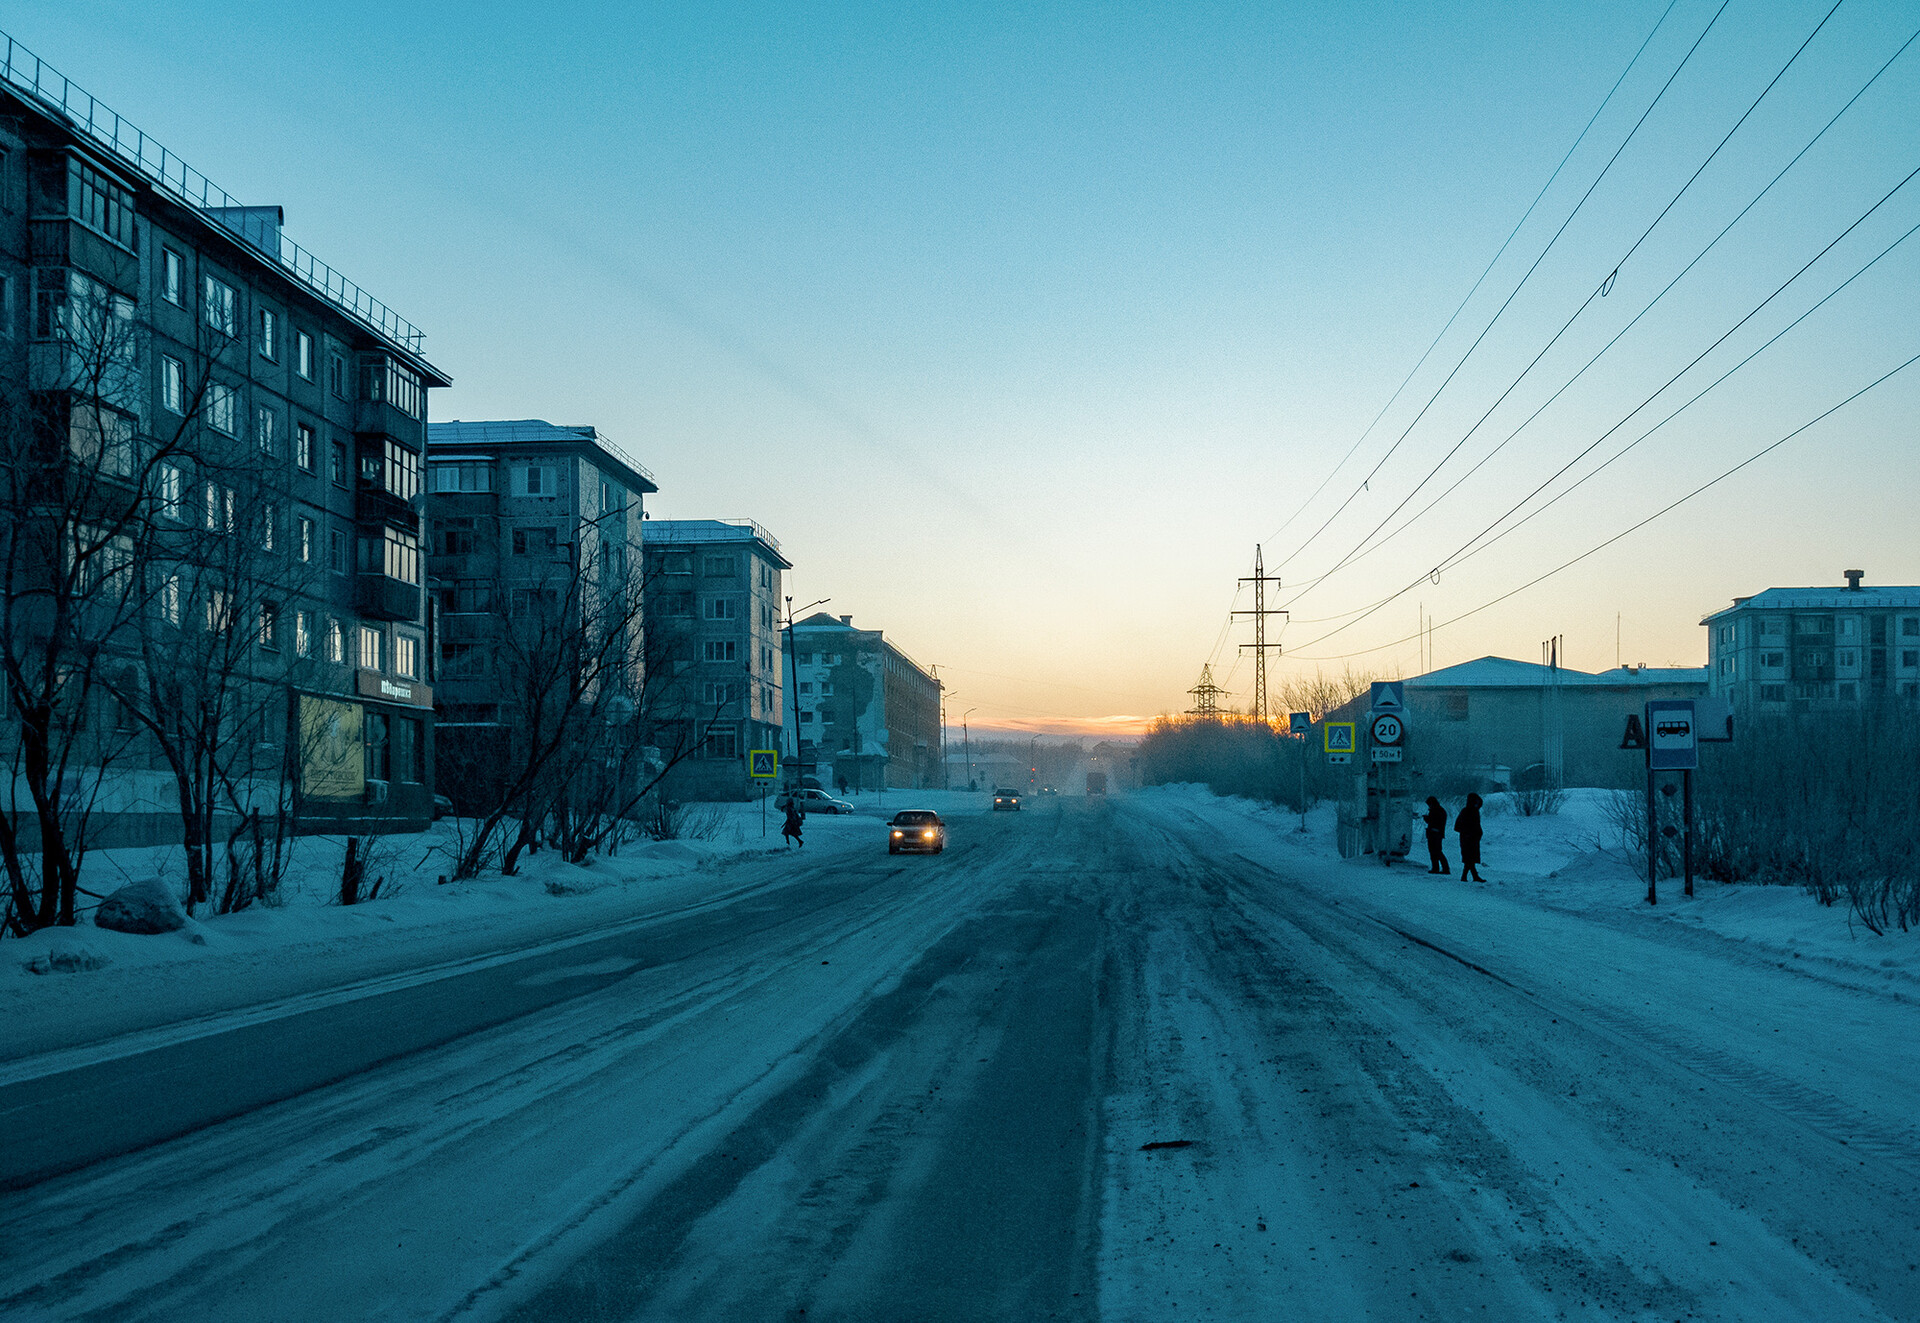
left=1323, top=722, right=1355, bottom=754
left=748, top=749, right=779, bottom=778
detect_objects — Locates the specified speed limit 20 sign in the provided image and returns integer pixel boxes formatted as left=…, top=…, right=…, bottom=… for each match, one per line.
left=1369, top=712, right=1404, bottom=746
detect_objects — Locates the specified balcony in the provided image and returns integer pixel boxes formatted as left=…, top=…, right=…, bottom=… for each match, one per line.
left=357, top=573, right=421, bottom=623
left=354, top=477, right=418, bottom=533
left=355, top=397, right=422, bottom=445
left=29, top=217, right=139, bottom=295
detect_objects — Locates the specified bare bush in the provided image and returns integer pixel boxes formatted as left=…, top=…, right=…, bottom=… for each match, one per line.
left=643, top=800, right=729, bottom=842
left=1513, top=785, right=1567, bottom=817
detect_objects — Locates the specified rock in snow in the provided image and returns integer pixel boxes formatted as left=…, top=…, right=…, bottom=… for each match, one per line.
left=25, top=936, right=110, bottom=975
left=93, top=878, right=188, bottom=934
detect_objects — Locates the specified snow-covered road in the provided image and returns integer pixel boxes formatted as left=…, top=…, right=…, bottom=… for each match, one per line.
left=3, top=793, right=1916, bottom=1321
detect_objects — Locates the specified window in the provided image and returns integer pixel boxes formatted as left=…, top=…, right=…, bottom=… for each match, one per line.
left=157, top=463, right=184, bottom=520
left=360, top=357, right=423, bottom=418
left=704, top=554, right=736, bottom=576
left=205, top=590, right=235, bottom=633
left=1760, top=618, right=1785, bottom=636
left=158, top=573, right=181, bottom=626
left=802, top=710, right=815, bottom=723
left=70, top=158, right=136, bottom=249
left=0, top=272, right=11, bottom=338
left=512, top=526, right=557, bottom=556
left=1838, top=649, right=1857, bottom=668
left=441, top=641, right=487, bottom=675
left=761, top=563, right=774, bottom=590
left=509, top=587, right=558, bottom=617
left=295, top=423, right=315, bottom=471
left=260, top=503, right=276, bottom=552
left=704, top=640, right=738, bottom=662
left=798, top=681, right=812, bottom=695
left=1760, top=651, right=1784, bottom=668
left=328, top=354, right=347, bottom=399
left=255, top=405, right=277, bottom=456
left=1760, top=684, right=1787, bottom=703
left=203, top=276, right=236, bottom=337
left=662, top=593, right=692, bottom=618
left=381, top=441, right=420, bottom=500
left=70, top=405, right=133, bottom=477
left=1718, top=625, right=1733, bottom=646
left=437, top=581, right=493, bottom=613
left=163, top=250, right=183, bottom=305
left=706, top=727, right=739, bottom=760
left=329, top=525, right=347, bottom=574
left=705, top=597, right=737, bottom=620
left=161, top=356, right=185, bottom=413
left=702, top=681, right=738, bottom=706
left=1796, top=616, right=1830, bottom=635
left=515, top=464, right=558, bottom=497
left=600, top=480, right=624, bottom=515
left=435, top=522, right=475, bottom=556
left=1719, top=657, right=1734, bottom=676
left=394, top=717, right=424, bottom=783
left=358, top=625, right=384, bottom=671
left=1903, top=618, right=1919, bottom=637
left=429, top=461, right=493, bottom=493
left=364, top=711, right=390, bottom=781
left=295, top=610, right=313, bottom=658
left=1840, top=618, right=1858, bottom=638
left=819, top=681, right=835, bottom=696
left=1443, top=691, right=1469, bottom=721
left=760, top=646, right=775, bottom=672
left=394, top=634, right=419, bottom=679
left=207, top=383, right=237, bottom=435
left=258, top=309, right=278, bottom=361
left=330, top=440, right=347, bottom=487
left=258, top=603, right=279, bottom=650
left=296, top=331, right=313, bottom=380
left=382, top=528, right=419, bottom=584
left=662, top=554, right=693, bottom=576
left=204, top=483, right=236, bottom=533
left=326, top=618, right=345, bottom=664
left=761, top=604, right=775, bottom=630
left=1903, top=651, right=1918, bottom=669
left=297, top=516, right=314, bottom=563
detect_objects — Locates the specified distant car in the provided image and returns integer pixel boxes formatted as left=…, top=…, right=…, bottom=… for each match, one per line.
left=993, top=788, right=1021, bottom=811
left=777, top=787, right=855, bottom=815
left=888, top=809, right=947, bottom=854
left=432, top=793, right=453, bottom=820
left=1038, top=786, right=1058, bottom=796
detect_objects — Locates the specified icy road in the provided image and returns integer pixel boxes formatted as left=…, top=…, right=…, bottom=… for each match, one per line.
left=4, top=794, right=1918, bottom=1322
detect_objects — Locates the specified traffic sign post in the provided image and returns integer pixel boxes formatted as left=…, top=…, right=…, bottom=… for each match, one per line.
left=1640, top=700, right=1698, bottom=904
left=1324, top=721, right=1355, bottom=765
left=1289, top=712, right=1312, bottom=830
left=748, top=749, right=779, bottom=837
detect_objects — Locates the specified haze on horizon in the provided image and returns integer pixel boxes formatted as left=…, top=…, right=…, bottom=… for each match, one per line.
left=23, top=0, right=1919, bottom=735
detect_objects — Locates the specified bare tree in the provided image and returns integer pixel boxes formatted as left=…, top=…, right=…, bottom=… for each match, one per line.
left=1276, top=664, right=1394, bottom=724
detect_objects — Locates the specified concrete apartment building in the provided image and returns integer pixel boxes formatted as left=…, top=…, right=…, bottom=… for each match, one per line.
left=642, top=519, right=789, bottom=802
left=0, top=35, right=448, bottom=836
left=1326, top=656, right=1707, bottom=790
left=1702, top=570, right=1920, bottom=710
left=423, top=420, right=656, bottom=812
left=783, top=613, right=942, bottom=793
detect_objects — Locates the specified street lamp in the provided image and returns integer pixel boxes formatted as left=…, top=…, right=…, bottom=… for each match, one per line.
left=962, top=707, right=977, bottom=792
left=1028, top=734, right=1038, bottom=794
left=784, top=595, right=828, bottom=793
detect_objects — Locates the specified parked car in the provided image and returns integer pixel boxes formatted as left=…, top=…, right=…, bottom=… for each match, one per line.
left=888, top=809, right=947, bottom=854
left=777, top=787, right=855, bottom=815
left=432, top=793, right=453, bottom=820
left=992, top=788, right=1021, bottom=811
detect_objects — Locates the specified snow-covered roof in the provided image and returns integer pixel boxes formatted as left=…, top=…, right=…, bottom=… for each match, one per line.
left=426, top=419, right=657, bottom=492
left=1700, top=584, right=1920, bottom=623
left=1407, top=656, right=1705, bottom=689
left=644, top=519, right=789, bottom=567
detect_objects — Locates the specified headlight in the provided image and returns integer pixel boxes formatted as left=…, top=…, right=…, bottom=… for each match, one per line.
left=892, top=830, right=902, bottom=837
left=923, top=829, right=935, bottom=838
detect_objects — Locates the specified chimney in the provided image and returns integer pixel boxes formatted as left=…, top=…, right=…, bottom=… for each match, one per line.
left=1843, top=569, right=1863, bottom=591
left=839, top=614, right=853, bottom=626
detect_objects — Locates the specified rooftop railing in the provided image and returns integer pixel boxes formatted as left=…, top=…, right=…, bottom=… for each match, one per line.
left=645, top=518, right=781, bottom=551
left=1, top=30, right=427, bottom=356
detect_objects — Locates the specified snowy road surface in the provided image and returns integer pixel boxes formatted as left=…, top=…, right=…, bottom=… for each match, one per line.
left=4, top=794, right=1917, bottom=1321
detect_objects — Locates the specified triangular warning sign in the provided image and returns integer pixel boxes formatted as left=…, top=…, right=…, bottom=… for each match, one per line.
left=1619, top=713, right=1647, bottom=751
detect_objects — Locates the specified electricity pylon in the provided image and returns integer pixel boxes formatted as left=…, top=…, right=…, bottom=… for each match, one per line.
left=1186, top=664, right=1227, bottom=719
left=1234, top=544, right=1287, bottom=724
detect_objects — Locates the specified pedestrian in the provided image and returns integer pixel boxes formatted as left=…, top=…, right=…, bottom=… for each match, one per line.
left=1456, top=792, right=1485, bottom=882
left=782, top=798, right=805, bottom=849
left=1423, top=796, right=1449, bottom=874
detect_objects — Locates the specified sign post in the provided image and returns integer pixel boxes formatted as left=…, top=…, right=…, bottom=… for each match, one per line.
left=1289, top=712, right=1312, bottom=831
left=748, top=749, right=779, bottom=837
left=1323, top=721, right=1355, bottom=765
left=1643, top=700, right=1698, bottom=904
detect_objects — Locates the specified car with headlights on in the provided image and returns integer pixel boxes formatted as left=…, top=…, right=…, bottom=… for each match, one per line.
left=992, top=788, right=1022, bottom=811
left=888, top=809, right=946, bottom=854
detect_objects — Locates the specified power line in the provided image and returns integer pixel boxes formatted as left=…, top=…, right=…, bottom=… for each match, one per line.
left=1286, top=345, right=1920, bottom=663
left=1259, top=0, right=1686, bottom=552
left=1269, top=0, right=1734, bottom=579
left=1278, top=0, right=1853, bottom=608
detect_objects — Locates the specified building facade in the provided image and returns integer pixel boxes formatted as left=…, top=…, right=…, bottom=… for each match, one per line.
left=783, top=613, right=941, bottom=793
left=0, top=36, right=449, bottom=839
left=641, top=520, right=788, bottom=802
left=423, top=420, right=656, bottom=814
left=1702, top=571, right=1920, bottom=711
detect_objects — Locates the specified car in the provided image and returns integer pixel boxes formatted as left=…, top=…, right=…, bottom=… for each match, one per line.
left=992, top=788, right=1021, bottom=811
left=888, top=809, right=946, bottom=854
left=431, top=793, right=453, bottom=820
left=777, top=787, right=855, bottom=815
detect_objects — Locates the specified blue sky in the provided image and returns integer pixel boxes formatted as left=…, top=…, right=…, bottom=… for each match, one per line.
left=20, top=1, right=1919, bottom=731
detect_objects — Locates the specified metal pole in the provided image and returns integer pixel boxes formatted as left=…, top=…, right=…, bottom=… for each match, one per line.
left=1683, top=767, right=1694, bottom=898
left=1645, top=757, right=1657, bottom=905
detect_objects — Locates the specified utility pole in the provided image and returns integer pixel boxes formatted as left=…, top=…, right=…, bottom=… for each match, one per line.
left=962, top=708, right=976, bottom=791
left=784, top=595, right=828, bottom=795
left=1186, top=663, right=1227, bottom=718
left=1234, top=544, right=1287, bottom=724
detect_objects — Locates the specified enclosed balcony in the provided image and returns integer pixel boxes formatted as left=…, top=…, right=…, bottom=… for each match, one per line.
left=357, top=573, right=421, bottom=623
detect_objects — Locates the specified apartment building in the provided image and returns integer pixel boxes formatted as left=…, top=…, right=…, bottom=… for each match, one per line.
left=423, top=419, right=656, bottom=812
left=641, top=520, right=789, bottom=802
left=1702, top=570, right=1920, bottom=710
left=783, top=613, right=942, bottom=793
left=0, top=34, right=449, bottom=837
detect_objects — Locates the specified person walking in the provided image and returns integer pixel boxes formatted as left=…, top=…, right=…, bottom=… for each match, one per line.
left=1423, top=796, right=1449, bottom=874
left=1456, top=792, right=1485, bottom=882
left=781, top=797, right=805, bottom=849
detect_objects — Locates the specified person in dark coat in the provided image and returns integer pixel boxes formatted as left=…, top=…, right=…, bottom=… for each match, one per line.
left=782, top=798, right=805, bottom=849
left=1423, top=797, right=1449, bottom=874
left=1456, top=792, right=1485, bottom=882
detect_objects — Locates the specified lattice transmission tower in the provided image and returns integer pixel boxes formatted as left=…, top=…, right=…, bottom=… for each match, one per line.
left=1186, top=664, right=1228, bottom=719
left=1234, top=544, right=1287, bottom=724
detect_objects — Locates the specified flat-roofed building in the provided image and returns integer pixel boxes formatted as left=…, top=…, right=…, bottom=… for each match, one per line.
left=1702, top=570, right=1920, bottom=712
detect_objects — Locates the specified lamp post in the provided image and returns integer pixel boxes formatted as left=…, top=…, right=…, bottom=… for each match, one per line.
left=783, top=595, right=828, bottom=795
left=1028, top=734, right=1038, bottom=795
left=962, top=707, right=977, bottom=792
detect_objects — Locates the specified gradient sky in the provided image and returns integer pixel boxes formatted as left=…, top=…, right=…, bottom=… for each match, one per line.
left=20, top=0, right=1919, bottom=735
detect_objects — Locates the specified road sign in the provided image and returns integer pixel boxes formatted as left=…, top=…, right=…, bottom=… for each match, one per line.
left=1619, top=713, right=1647, bottom=750
left=1369, top=712, right=1404, bottom=747
left=1289, top=711, right=1312, bottom=735
left=1369, top=680, right=1405, bottom=713
left=1323, top=721, right=1355, bottom=754
left=1370, top=746, right=1402, bottom=762
left=747, top=749, right=779, bottom=778
left=1695, top=696, right=1734, bottom=742
left=1326, top=752, right=1352, bottom=765
left=1646, top=700, right=1697, bottom=771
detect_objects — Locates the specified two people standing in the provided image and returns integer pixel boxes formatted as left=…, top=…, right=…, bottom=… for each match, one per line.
left=1422, top=793, right=1486, bottom=882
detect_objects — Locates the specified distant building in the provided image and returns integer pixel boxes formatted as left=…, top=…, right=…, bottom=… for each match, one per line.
left=943, top=752, right=1028, bottom=793
left=642, top=519, right=789, bottom=802
left=1702, top=570, right=1920, bottom=711
left=783, top=613, right=942, bottom=792
left=1326, top=657, right=1707, bottom=790
left=424, top=420, right=656, bottom=812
